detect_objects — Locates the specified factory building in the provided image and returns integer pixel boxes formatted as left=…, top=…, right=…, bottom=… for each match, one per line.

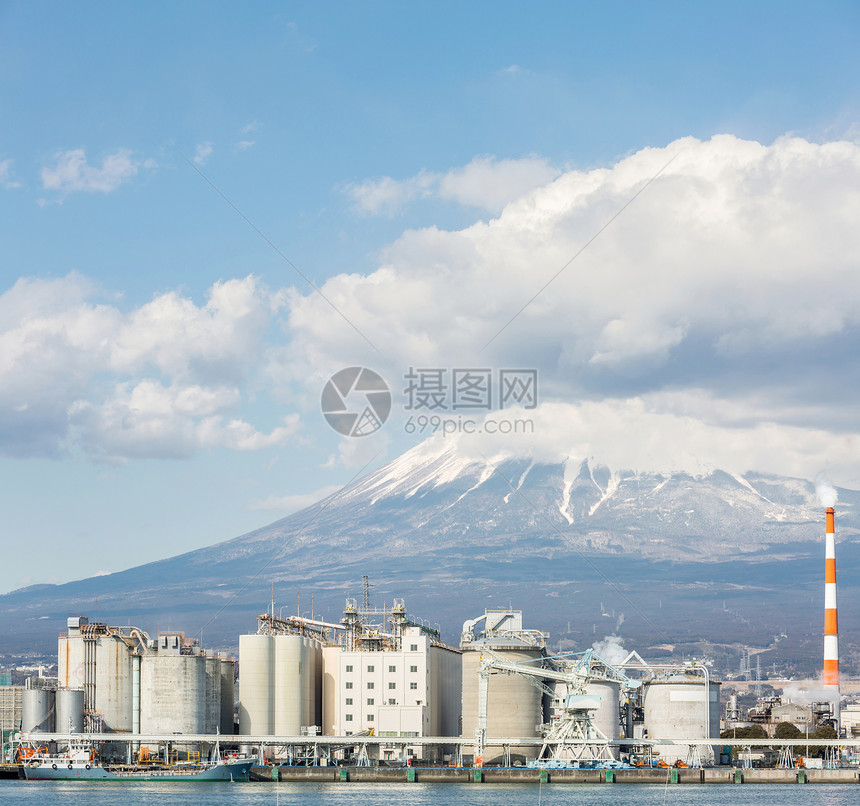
left=56, top=616, right=234, bottom=745
left=324, top=598, right=460, bottom=762
left=460, top=609, right=548, bottom=765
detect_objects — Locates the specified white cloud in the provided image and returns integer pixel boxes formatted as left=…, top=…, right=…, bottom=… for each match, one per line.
left=282, top=134, right=860, bottom=482
left=0, top=274, right=294, bottom=461
left=346, top=171, right=437, bottom=216
left=40, top=148, right=152, bottom=194
left=345, top=156, right=560, bottom=216
left=193, top=141, right=214, bottom=165
left=437, top=155, right=561, bottom=213
left=235, top=140, right=256, bottom=151
left=240, top=120, right=261, bottom=135
left=380, top=399, right=860, bottom=483
left=248, top=485, right=341, bottom=513
left=0, top=159, right=21, bottom=188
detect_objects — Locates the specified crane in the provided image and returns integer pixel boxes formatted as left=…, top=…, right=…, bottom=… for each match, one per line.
left=474, top=648, right=639, bottom=763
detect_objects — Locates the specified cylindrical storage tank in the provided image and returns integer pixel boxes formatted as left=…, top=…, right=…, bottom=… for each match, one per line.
left=239, top=634, right=273, bottom=735
left=140, top=654, right=204, bottom=734
left=643, top=675, right=721, bottom=763
left=585, top=681, right=621, bottom=743
left=303, top=638, right=322, bottom=731
left=22, top=688, right=55, bottom=733
left=220, top=659, right=235, bottom=735
left=95, top=636, right=134, bottom=732
left=203, top=655, right=221, bottom=733
left=55, top=689, right=85, bottom=734
left=274, top=635, right=304, bottom=735
left=321, top=645, right=341, bottom=735
left=461, top=646, right=544, bottom=765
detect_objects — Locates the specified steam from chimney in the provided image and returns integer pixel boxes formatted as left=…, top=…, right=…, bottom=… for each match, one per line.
left=816, top=475, right=838, bottom=507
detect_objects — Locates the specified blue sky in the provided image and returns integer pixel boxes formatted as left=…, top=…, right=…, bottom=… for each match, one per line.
left=1, top=1, right=860, bottom=593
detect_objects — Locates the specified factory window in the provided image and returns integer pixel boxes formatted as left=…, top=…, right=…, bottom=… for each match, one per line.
left=345, top=682, right=353, bottom=690
left=345, top=665, right=353, bottom=672
left=367, top=665, right=374, bottom=672
left=345, top=731, right=353, bottom=736
left=388, top=665, right=396, bottom=672
left=345, top=714, right=353, bottom=722
left=410, top=644, right=418, bottom=652
left=410, top=665, right=418, bottom=673
left=367, top=698, right=375, bottom=705
left=345, top=698, right=353, bottom=705
left=367, top=714, right=374, bottom=722
left=410, top=682, right=418, bottom=690
left=367, top=682, right=375, bottom=689
left=388, top=699, right=396, bottom=705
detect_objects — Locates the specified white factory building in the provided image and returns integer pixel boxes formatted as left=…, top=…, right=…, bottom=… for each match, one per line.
left=325, top=624, right=461, bottom=740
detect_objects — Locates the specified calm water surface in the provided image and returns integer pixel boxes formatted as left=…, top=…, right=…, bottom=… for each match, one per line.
left=1, top=782, right=859, bottom=806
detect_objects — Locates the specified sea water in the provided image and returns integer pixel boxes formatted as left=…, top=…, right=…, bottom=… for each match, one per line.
left=1, top=782, right=859, bottom=806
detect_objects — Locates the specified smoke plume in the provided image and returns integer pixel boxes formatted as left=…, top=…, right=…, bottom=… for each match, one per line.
left=815, top=475, right=838, bottom=508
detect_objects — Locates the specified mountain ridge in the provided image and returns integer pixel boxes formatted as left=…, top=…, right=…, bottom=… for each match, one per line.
left=2, top=443, right=858, bottom=677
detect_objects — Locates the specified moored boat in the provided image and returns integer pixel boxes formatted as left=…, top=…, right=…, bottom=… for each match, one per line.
left=20, top=738, right=255, bottom=782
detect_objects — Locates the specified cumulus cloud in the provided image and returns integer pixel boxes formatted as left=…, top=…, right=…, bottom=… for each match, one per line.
left=285, top=134, right=860, bottom=481
left=346, top=171, right=437, bottom=216
left=0, top=274, right=296, bottom=461
left=41, top=148, right=153, bottom=194
left=193, top=141, right=214, bottom=165
left=0, top=158, right=21, bottom=188
left=375, top=399, right=860, bottom=483
left=345, top=155, right=560, bottom=216
left=437, top=155, right=561, bottom=213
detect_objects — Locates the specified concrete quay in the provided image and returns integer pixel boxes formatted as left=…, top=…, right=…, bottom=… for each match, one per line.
left=250, top=765, right=860, bottom=784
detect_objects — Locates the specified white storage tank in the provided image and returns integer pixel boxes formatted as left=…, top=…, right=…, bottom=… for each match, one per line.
left=239, top=634, right=273, bottom=734
left=22, top=688, right=55, bottom=733
left=643, top=674, right=721, bottom=763
left=461, top=645, right=544, bottom=764
left=55, top=688, right=85, bottom=734
left=273, top=635, right=322, bottom=734
left=95, top=636, right=134, bottom=732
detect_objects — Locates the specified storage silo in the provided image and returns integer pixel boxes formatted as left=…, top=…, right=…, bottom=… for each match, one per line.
left=203, top=653, right=222, bottom=732
left=643, top=673, right=721, bottom=763
left=239, top=634, right=274, bottom=734
left=461, top=645, right=545, bottom=764
left=140, top=652, right=204, bottom=734
left=585, top=681, right=621, bottom=743
left=220, top=658, right=235, bottom=734
left=95, top=635, right=134, bottom=732
left=22, top=688, right=55, bottom=733
left=55, top=689, right=85, bottom=734
left=321, top=645, right=341, bottom=735
left=273, top=635, right=322, bottom=734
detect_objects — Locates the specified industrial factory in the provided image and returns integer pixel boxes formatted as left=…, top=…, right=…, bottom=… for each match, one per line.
left=2, top=506, right=855, bottom=772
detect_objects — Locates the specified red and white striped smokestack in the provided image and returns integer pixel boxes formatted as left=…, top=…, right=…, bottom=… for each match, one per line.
left=823, top=507, right=839, bottom=691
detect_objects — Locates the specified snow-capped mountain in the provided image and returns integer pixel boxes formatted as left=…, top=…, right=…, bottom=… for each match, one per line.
left=2, top=439, right=859, bottom=675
